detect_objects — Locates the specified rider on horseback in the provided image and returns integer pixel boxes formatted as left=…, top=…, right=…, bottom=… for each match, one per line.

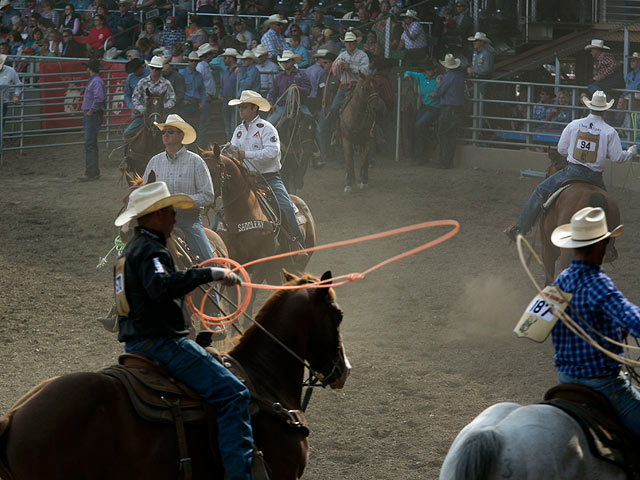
left=504, top=90, right=638, bottom=241
left=548, top=206, right=640, bottom=440
left=228, top=90, right=307, bottom=252
left=266, top=49, right=312, bottom=126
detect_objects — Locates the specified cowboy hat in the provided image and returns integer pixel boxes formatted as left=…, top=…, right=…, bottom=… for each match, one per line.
left=277, top=49, right=301, bottom=63
left=153, top=114, right=197, bottom=144
left=263, top=13, right=288, bottom=26
left=114, top=181, right=194, bottom=227
left=582, top=90, right=614, bottom=111
left=400, top=9, right=420, bottom=21
left=125, top=57, right=145, bottom=73
left=119, top=0, right=132, bottom=4
left=313, top=48, right=337, bottom=61
left=83, top=58, right=102, bottom=72
left=630, top=52, right=640, bottom=60
left=145, top=55, right=165, bottom=68
left=196, top=42, right=215, bottom=57
left=551, top=207, right=623, bottom=249
left=584, top=39, right=610, bottom=51
left=467, top=31, right=491, bottom=43
left=228, top=90, right=271, bottom=112
left=0, top=0, right=11, bottom=9
left=220, top=47, right=240, bottom=57
left=439, top=53, right=461, bottom=69
left=103, top=46, right=122, bottom=60
left=152, top=46, right=166, bottom=56
left=187, top=50, right=200, bottom=61
left=0, top=53, right=8, bottom=69
left=252, top=44, right=269, bottom=56
left=237, top=49, right=256, bottom=60
left=341, top=31, right=359, bottom=42
left=236, top=33, right=247, bottom=43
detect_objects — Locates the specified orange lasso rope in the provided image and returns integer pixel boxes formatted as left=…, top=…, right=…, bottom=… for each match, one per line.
left=187, top=219, right=460, bottom=330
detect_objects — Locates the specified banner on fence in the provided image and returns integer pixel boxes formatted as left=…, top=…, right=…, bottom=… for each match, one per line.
left=39, top=61, right=129, bottom=129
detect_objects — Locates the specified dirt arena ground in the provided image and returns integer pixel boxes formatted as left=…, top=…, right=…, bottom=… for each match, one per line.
left=1, top=144, right=640, bottom=479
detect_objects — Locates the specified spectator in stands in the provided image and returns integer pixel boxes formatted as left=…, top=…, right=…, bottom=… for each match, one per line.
left=10, top=17, right=25, bottom=39
left=363, top=31, right=382, bottom=61
left=39, top=0, right=59, bottom=28
left=162, top=57, right=185, bottom=113
left=219, top=47, right=239, bottom=138
left=25, top=27, right=45, bottom=54
left=108, top=0, right=137, bottom=51
left=212, top=21, right=233, bottom=50
left=195, top=0, right=215, bottom=25
left=0, top=1, right=18, bottom=33
left=88, top=14, right=112, bottom=54
left=33, top=14, right=54, bottom=34
left=237, top=49, right=260, bottom=93
left=217, top=0, right=235, bottom=26
left=0, top=40, right=10, bottom=58
left=170, top=42, right=183, bottom=62
left=585, top=39, right=624, bottom=102
left=139, top=20, right=160, bottom=48
left=438, top=8, right=459, bottom=49
left=306, top=48, right=327, bottom=114
left=5, top=30, right=21, bottom=55
left=78, top=58, right=105, bottom=181
left=232, top=19, right=255, bottom=48
left=532, top=86, right=555, bottom=129
left=136, top=36, right=153, bottom=60
left=253, top=43, right=278, bottom=94
left=261, top=14, right=288, bottom=61
left=363, top=0, right=380, bottom=19
left=61, top=27, right=86, bottom=56
left=510, top=102, right=527, bottom=131
left=430, top=53, right=464, bottom=169
left=180, top=50, right=206, bottom=131
left=159, top=16, right=186, bottom=49
left=287, top=23, right=309, bottom=49
left=124, top=57, right=148, bottom=109
left=286, top=8, right=310, bottom=37
left=399, top=9, right=426, bottom=66
left=0, top=52, right=21, bottom=126
left=372, top=0, right=390, bottom=40
left=267, top=49, right=312, bottom=125
left=355, top=7, right=372, bottom=36
left=548, top=89, right=572, bottom=128
left=453, top=1, right=472, bottom=41
left=187, top=15, right=208, bottom=49
left=286, top=35, right=309, bottom=68
left=71, top=0, right=91, bottom=13
left=60, top=4, right=81, bottom=35
left=467, top=32, right=493, bottom=77
left=195, top=42, right=216, bottom=139
left=131, top=0, right=156, bottom=14
left=404, top=59, right=440, bottom=163
left=625, top=52, right=640, bottom=93
left=21, top=0, right=40, bottom=31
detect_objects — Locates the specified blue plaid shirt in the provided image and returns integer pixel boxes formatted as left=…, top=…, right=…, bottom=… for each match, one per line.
left=552, top=260, right=640, bottom=378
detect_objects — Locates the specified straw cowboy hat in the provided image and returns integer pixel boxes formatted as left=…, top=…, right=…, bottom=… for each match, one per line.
left=145, top=55, right=165, bottom=69
left=582, top=90, right=614, bottom=111
left=467, top=31, right=491, bottom=43
left=630, top=52, right=640, bottom=60
left=551, top=207, right=623, bottom=249
left=237, top=49, right=256, bottom=60
left=228, top=90, right=271, bottom=112
left=103, top=46, right=122, bottom=60
left=341, top=31, right=359, bottom=42
left=264, top=14, right=288, bottom=26
left=277, top=49, right=301, bottom=63
left=252, top=44, right=269, bottom=56
left=187, top=51, right=200, bottom=61
left=314, top=48, right=337, bottom=61
left=114, top=181, right=194, bottom=227
left=439, top=53, right=461, bottom=69
left=400, top=9, right=420, bottom=21
left=153, top=114, right=197, bottom=144
left=0, top=0, right=11, bottom=9
left=220, top=47, right=240, bottom=57
left=196, top=42, right=215, bottom=57
left=584, top=39, right=610, bottom=51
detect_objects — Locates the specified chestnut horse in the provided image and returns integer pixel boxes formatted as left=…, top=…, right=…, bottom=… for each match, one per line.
left=339, top=75, right=379, bottom=193
left=199, top=145, right=316, bottom=286
left=0, top=270, right=350, bottom=480
left=539, top=149, right=621, bottom=282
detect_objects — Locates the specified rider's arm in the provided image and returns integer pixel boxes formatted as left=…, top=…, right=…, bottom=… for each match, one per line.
left=557, top=123, right=572, bottom=156
left=163, top=81, right=176, bottom=109
left=124, top=76, right=134, bottom=110
left=351, top=50, right=370, bottom=76
left=131, top=80, right=145, bottom=112
left=244, top=124, right=280, bottom=170
left=295, top=71, right=311, bottom=95
left=607, top=129, right=634, bottom=163
left=598, top=282, right=640, bottom=338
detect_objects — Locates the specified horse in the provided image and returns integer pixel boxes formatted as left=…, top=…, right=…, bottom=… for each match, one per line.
left=122, top=89, right=166, bottom=185
left=439, top=400, right=628, bottom=480
left=0, top=270, right=350, bottom=480
left=539, top=148, right=621, bottom=282
left=199, top=144, right=316, bottom=287
left=339, top=74, right=379, bottom=193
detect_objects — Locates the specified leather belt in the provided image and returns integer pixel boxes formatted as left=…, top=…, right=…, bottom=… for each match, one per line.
left=588, top=368, right=621, bottom=379
left=261, top=172, right=277, bottom=179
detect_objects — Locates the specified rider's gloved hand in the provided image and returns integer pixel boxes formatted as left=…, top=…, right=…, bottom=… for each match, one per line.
left=209, top=267, right=242, bottom=286
left=137, top=106, right=146, bottom=114
left=627, top=145, right=638, bottom=156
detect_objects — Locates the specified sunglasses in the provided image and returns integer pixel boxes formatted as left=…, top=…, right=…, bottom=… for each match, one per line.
left=162, top=128, right=179, bottom=135
left=160, top=207, right=177, bottom=217
left=238, top=104, right=252, bottom=109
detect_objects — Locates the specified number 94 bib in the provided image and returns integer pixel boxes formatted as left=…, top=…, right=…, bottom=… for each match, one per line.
left=514, top=285, right=573, bottom=343
left=572, top=130, right=599, bottom=164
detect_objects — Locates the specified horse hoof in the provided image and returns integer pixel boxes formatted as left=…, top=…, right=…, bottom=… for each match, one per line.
left=358, top=182, right=367, bottom=190
left=344, top=185, right=353, bottom=194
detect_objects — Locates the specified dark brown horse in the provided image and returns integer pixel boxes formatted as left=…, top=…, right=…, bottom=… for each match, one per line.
left=122, top=90, right=166, bottom=185
left=339, top=75, right=379, bottom=193
left=0, top=270, right=350, bottom=480
left=539, top=149, right=621, bottom=282
left=199, top=145, right=316, bottom=286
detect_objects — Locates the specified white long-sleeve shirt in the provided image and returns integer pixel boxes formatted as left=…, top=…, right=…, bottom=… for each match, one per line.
left=557, top=113, right=633, bottom=172
left=335, top=48, right=370, bottom=83
left=230, top=114, right=281, bottom=174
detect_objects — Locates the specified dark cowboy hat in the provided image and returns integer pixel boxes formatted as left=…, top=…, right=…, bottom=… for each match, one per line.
left=125, top=57, right=145, bottom=74
left=83, top=59, right=101, bottom=72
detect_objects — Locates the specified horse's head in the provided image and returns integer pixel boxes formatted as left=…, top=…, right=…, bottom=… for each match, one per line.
left=145, top=88, right=165, bottom=126
left=546, top=146, right=568, bottom=178
left=198, top=143, right=259, bottom=201
left=117, top=171, right=155, bottom=240
left=355, top=74, right=379, bottom=110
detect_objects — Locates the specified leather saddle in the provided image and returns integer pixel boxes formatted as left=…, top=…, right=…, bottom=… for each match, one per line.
left=542, top=383, right=640, bottom=480
left=542, top=178, right=602, bottom=212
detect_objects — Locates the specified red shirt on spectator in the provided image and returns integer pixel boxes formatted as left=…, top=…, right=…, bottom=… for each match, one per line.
left=88, top=26, right=112, bottom=51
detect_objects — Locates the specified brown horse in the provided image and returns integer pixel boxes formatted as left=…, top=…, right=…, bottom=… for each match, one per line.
left=0, top=270, right=350, bottom=480
left=539, top=149, right=621, bottom=282
left=122, top=90, right=166, bottom=185
left=199, top=145, right=316, bottom=286
left=339, top=75, right=379, bottom=193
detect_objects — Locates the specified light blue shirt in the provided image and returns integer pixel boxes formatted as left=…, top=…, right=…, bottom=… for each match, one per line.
left=180, top=67, right=206, bottom=105
left=471, top=46, right=493, bottom=77
left=290, top=45, right=310, bottom=68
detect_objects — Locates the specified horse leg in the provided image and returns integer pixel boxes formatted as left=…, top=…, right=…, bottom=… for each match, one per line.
left=342, top=137, right=355, bottom=194
left=359, top=141, right=370, bottom=189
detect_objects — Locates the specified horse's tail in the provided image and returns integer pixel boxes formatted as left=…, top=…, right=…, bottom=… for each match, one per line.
left=589, top=192, right=608, bottom=214
left=450, top=428, right=502, bottom=480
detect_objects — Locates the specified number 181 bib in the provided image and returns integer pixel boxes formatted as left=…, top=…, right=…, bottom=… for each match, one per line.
left=513, top=285, right=573, bottom=343
left=572, top=130, right=599, bottom=164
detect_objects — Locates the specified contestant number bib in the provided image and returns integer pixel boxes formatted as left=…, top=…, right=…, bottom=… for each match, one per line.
left=514, top=285, right=573, bottom=343
left=573, top=131, right=599, bottom=164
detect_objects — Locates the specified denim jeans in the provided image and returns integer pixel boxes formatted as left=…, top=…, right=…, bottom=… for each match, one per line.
left=259, top=172, right=305, bottom=247
left=123, top=115, right=143, bottom=139
left=125, top=337, right=253, bottom=480
left=558, top=371, right=640, bottom=439
left=317, top=107, right=339, bottom=162
left=176, top=209, right=214, bottom=262
left=221, top=102, right=235, bottom=141
left=83, top=110, right=103, bottom=178
left=515, top=163, right=606, bottom=234
left=438, top=106, right=462, bottom=168
left=414, top=107, right=439, bottom=157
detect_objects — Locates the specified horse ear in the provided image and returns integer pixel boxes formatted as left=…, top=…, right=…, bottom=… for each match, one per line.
left=282, top=269, right=297, bottom=283
left=148, top=170, right=156, bottom=183
left=213, top=143, right=220, bottom=158
left=320, top=270, right=332, bottom=286
left=145, top=87, right=151, bottom=96
left=196, top=144, right=207, bottom=156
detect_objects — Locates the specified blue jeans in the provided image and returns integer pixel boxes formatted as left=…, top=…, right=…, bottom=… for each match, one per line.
left=259, top=172, right=305, bottom=247
left=558, top=371, right=640, bottom=439
left=125, top=337, right=253, bottom=480
left=182, top=101, right=201, bottom=135
left=124, top=115, right=143, bottom=139
left=83, top=110, right=103, bottom=178
left=176, top=209, right=214, bottom=262
left=414, top=107, right=438, bottom=157
left=515, top=163, right=606, bottom=234
left=221, top=102, right=235, bottom=141
left=268, top=104, right=311, bottom=126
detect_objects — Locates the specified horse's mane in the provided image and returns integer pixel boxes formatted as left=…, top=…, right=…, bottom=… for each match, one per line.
left=202, top=146, right=262, bottom=193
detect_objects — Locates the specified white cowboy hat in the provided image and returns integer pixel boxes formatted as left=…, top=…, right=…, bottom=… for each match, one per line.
left=152, top=47, right=166, bottom=56
left=153, top=114, right=197, bottom=144
left=196, top=42, right=215, bottom=57
left=400, top=9, right=420, bottom=21
left=582, top=90, right=614, bottom=111
left=0, top=54, right=8, bottom=69
left=237, top=49, right=256, bottom=60
left=584, top=39, right=610, bottom=51
left=145, top=55, right=165, bottom=69
left=0, top=0, right=11, bottom=9
left=228, top=90, right=271, bottom=112
left=114, top=181, right=194, bottom=227
left=630, top=52, right=640, bottom=60
left=277, top=49, right=301, bottom=63
left=341, top=31, right=358, bottom=42
left=220, top=47, right=240, bottom=57
left=252, top=44, right=269, bottom=56
left=263, top=13, right=288, bottom=26
left=187, top=51, right=200, bottom=61
left=439, top=53, right=461, bottom=69
left=236, top=33, right=247, bottom=43
left=103, top=46, right=122, bottom=60
left=551, top=207, right=623, bottom=249
left=467, top=31, right=491, bottom=43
